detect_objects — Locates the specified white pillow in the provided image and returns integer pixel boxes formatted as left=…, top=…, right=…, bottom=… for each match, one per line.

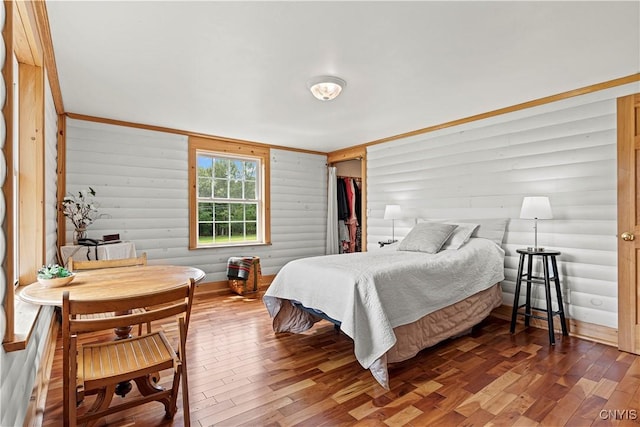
left=398, top=222, right=458, bottom=254
left=441, top=223, right=480, bottom=250
left=447, top=218, right=509, bottom=246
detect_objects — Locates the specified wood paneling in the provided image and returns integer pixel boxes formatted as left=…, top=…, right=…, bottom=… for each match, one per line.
left=365, top=74, right=640, bottom=149
left=66, top=112, right=325, bottom=156
left=65, top=119, right=327, bottom=284
left=367, top=83, right=640, bottom=334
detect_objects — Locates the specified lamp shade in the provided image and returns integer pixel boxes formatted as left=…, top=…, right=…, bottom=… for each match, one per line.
left=520, top=197, right=553, bottom=219
left=384, top=205, right=402, bottom=220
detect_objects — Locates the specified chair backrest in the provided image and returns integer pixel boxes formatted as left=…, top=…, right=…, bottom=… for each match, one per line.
left=62, top=277, right=194, bottom=335
left=62, top=278, right=195, bottom=426
left=68, top=252, right=147, bottom=272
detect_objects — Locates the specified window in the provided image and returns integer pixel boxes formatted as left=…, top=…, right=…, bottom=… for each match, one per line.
left=189, top=137, right=270, bottom=248
left=197, top=155, right=259, bottom=244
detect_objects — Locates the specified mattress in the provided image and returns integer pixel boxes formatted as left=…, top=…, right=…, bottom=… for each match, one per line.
left=263, top=237, right=505, bottom=388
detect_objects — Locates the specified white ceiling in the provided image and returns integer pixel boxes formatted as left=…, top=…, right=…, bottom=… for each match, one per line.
left=45, top=1, right=640, bottom=153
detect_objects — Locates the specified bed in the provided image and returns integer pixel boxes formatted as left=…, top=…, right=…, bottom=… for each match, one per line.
left=263, top=219, right=507, bottom=389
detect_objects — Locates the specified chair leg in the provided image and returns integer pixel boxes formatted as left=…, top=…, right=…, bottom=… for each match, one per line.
left=181, top=366, right=191, bottom=426
left=64, top=335, right=77, bottom=427
left=165, top=369, right=181, bottom=419
left=542, top=257, right=556, bottom=345
left=180, top=317, right=191, bottom=426
left=510, top=253, right=525, bottom=333
left=78, top=384, right=116, bottom=427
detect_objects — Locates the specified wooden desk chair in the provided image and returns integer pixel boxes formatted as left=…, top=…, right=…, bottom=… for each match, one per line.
left=68, top=252, right=147, bottom=271
left=68, top=253, right=149, bottom=335
left=62, top=278, right=195, bottom=427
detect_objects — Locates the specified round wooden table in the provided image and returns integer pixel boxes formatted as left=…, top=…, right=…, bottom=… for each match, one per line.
left=19, top=264, right=205, bottom=306
left=19, top=264, right=205, bottom=397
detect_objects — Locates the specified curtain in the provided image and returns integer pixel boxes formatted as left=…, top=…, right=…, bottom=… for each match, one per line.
left=326, top=167, right=339, bottom=254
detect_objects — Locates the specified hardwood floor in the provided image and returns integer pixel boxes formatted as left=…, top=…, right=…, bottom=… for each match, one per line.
left=42, top=292, right=640, bottom=426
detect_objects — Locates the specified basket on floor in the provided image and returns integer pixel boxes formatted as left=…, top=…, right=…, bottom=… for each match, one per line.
left=227, top=256, right=261, bottom=295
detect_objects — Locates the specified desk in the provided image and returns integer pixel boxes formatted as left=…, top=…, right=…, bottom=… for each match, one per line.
left=60, top=241, right=136, bottom=264
left=19, top=265, right=205, bottom=307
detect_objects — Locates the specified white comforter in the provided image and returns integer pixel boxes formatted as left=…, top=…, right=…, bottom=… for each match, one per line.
left=263, top=238, right=505, bottom=379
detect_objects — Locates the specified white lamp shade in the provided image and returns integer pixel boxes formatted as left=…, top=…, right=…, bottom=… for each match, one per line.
left=520, top=197, right=553, bottom=219
left=384, top=205, right=402, bottom=220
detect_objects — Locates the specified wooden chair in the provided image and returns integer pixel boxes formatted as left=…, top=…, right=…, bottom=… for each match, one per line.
left=62, top=278, right=195, bottom=427
left=68, top=253, right=150, bottom=335
left=68, top=252, right=147, bottom=271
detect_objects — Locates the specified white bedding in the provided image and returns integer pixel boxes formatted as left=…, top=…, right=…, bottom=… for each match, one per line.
left=263, top=238, right=505, bottom=376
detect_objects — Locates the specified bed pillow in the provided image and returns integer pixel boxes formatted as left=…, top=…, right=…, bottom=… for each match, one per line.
left=448, top=218, right=509, bottom=246
left=440, top=223, right=480, bottom=250
left=398, top=222, right=458, bottom=254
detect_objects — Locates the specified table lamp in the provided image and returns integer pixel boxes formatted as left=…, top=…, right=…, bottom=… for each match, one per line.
left=384, top=204, right=402, bottom=243
left=520, top=196, right=553, bottom=251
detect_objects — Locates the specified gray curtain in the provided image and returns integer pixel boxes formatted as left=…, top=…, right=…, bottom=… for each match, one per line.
left=326, top=167, right=339, bottom=254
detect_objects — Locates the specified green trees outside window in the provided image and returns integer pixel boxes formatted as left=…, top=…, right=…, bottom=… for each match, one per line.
left=196, top=154, right=260, bottom=245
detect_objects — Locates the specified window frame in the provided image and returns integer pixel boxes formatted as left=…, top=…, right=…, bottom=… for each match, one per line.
left=3, top=0, right=49, bottom=350
left=188, top=136, right=271, bottom=249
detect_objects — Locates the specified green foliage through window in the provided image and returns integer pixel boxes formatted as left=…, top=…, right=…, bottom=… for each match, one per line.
left=196, top=152, right=260, bottom=246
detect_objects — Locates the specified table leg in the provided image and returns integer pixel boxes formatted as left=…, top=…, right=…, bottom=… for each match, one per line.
left=114, top=310, right=133, bottom=397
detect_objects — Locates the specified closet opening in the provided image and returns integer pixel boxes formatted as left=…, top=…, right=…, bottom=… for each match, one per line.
left=327, top=149, right=366, bottom=254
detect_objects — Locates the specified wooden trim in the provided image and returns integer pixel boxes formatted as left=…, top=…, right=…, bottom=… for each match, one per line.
left=13, top=0, right=42, bottom=66
left=360, top=154, right=367, bottom=251
left=33, top=0, right=64, bottom=114
left=327, top=146, right=365, bottom=164
left=2, top=297, right=42, bottom=352
left=188, top=140, right=197, bottom=249
left=18, top=62, right=45, bottom=285
left=56, top=114, right=66, bottom=255
left=69, top=75, right=639, bottom=159
left=193, top=274, right=276, bottom=297
left=188, top=136, right=271, bottom=249
left=327, top=146, right=368, bottom=251
left=363, top=73, right=640, bottom=149
left=2, top=0, right=16, bottom=345
left=491, top=304, right=618, bottom=347
left=66, top=112, right=326, bottom=156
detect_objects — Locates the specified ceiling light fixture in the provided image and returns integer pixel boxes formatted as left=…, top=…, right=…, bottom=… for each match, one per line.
left=307, top=76, right=346, bottom=101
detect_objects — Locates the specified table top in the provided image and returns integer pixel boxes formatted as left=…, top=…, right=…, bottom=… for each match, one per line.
left=18, top=265, right=205, bottom=306
left=516, top=248, right=561, bottom=256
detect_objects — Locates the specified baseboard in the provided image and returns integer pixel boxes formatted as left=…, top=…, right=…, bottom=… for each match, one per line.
left=194, top=274, right=276, bottom=297
left=491, top=304, right=618, bottom=348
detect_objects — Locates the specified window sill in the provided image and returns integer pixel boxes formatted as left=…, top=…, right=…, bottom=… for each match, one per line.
left=3, top=291, right=44, bottom=352
left=190, top=242, right=272, bottom=250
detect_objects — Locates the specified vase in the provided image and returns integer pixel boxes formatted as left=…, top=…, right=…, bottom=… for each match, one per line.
left=73, top=227, right=87, bottom=245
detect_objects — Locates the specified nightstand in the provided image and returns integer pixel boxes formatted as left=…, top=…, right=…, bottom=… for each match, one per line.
left=509, top=248, right=568, bottom=345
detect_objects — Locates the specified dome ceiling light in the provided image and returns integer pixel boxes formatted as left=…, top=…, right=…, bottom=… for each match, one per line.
left=307, top=76, right=346, bottom=101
